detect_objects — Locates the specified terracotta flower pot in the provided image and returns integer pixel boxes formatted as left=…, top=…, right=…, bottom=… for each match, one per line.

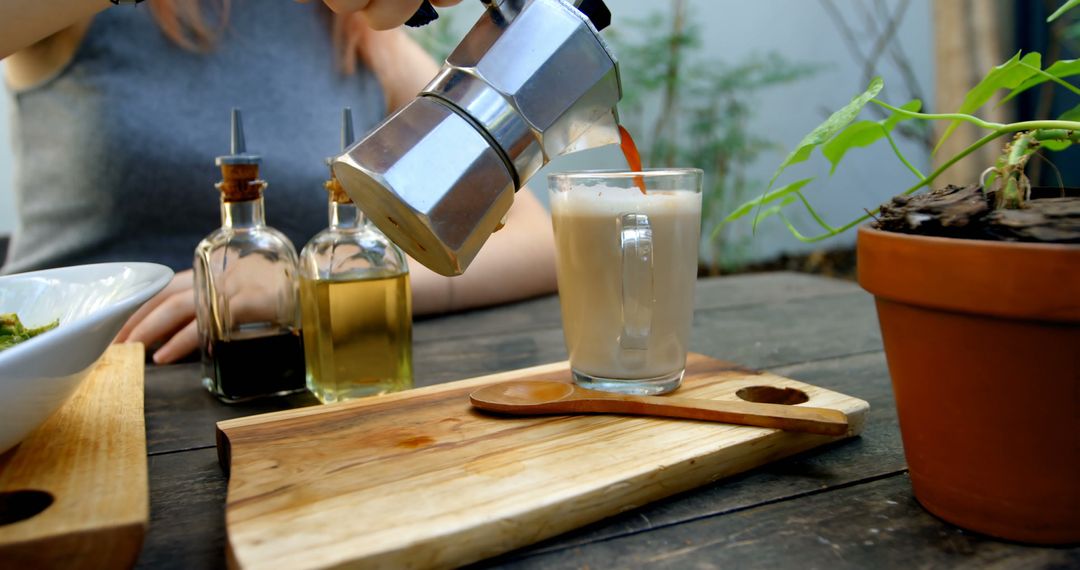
left=857, top=225, right=1080, bottom=545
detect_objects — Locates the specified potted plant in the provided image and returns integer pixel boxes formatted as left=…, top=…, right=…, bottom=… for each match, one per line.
left=723, top=4, right=1080, bottom=545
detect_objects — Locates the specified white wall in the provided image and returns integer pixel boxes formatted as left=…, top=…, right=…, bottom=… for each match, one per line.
left=0, top=1, right=933, bottom=263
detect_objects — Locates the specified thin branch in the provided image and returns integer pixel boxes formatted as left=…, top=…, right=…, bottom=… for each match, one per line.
left=819, top=0, right=933, bottom=148
left=862, top=0, right=911, bottom=90
left=649, top=0, right=685, bottom=168
left=1030, top=150, right=1066, bottom=191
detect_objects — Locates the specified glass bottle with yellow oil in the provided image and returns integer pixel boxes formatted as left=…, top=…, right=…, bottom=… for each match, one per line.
left=299, top=109, right=413, bottom=403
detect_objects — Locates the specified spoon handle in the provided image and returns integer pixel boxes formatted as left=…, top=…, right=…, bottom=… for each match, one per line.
left=590, top=395, right=850, bottom=436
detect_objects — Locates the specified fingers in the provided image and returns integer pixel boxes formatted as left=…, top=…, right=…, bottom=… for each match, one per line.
left=152, top=320, right=200, bottom=365
left=116, top=270, right=193, bottom=342
left=323, top=0, right=419, bottom=29
left=321, top=0, right=370, bottom=13
left=122, top=279, right=197, bottom=358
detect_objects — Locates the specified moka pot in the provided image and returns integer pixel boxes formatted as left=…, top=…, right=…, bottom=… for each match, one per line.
left=332, top=0, right=621, bottom=276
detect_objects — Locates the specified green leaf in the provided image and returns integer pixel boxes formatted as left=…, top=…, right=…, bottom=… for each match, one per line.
left=936, top=52, right=1042, bottom=153
left=1049, top=0, right=1080, bottom=22
left=755, top=195, right=799, bottom=221
left=725, top=177, right=815, bottom=224
left=768, top=78, right=884, bottom=186
left=1059, top=102, right=1080, bottom=122
left=1042, top=139, right=1074, bottom=151
left=1001, top=58, right=1080, bottom=104
left=822, top=100, right=922, bottom=174
left=750, top=78, right=882, bottom=232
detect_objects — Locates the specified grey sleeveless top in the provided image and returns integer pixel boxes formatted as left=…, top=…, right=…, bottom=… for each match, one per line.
left=2, top=1, right=385, bottom=274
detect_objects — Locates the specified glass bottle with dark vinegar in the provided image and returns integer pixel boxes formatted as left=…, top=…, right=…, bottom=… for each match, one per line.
left=299, top=109, right=413, bottom=403
left=194, top=108, right=305, bottom=402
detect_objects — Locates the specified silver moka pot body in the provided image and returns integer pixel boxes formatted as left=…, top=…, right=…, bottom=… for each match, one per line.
left=333, top=0, right=621, bottom=276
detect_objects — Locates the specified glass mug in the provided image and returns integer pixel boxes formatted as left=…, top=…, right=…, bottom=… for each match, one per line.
left=548, top=169, right=703, bottom=395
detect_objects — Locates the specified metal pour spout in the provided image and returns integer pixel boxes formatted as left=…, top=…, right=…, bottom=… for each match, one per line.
left=558, top=108, right=621, bottom=156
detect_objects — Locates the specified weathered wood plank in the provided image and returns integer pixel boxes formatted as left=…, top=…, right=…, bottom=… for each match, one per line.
left=143, top=364, right=317, bottom=455
left=412, top=290, right=881, bottom=386
left=135, top=273, right=1071, bottom=569
left=413, top=272, right=858, bottom=344
left=138, top=351, right=900, bottom=570
left=136, top=448, right=226, bottom=570
left=146, top=285, right=881, bottom=455
left=487, top=474, right=1080, bottom=569
left=146, top=289, right=880, bottom=455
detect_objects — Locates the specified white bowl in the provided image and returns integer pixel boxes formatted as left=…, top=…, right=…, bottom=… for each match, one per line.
left=0, top=262, right=174, bottom=454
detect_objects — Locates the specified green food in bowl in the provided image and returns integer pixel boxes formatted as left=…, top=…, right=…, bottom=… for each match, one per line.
left=0, top=313, right=59, bottom=351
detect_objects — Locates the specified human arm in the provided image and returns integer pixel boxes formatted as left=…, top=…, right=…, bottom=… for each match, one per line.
left=351, top=22, right=441, bottom=113
left=409, top=190, right=557, bottom=315
left=0, top=0, right=110, bottom=60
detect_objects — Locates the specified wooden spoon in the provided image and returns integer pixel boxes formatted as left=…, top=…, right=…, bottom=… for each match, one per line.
left=470, top=381, right=850, bottom=436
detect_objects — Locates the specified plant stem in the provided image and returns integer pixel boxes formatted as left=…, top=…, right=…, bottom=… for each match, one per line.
left=882, top=128, right=925, bottom=179
left=871, top=99, right=1005, bottom=130
left=790, top=129, right=1017, bottom=242
left=1005, top=120, right=1080, bottom=132
left=1033, top=128, right=1080, bottom=142
left=787, top=116, right=1080, bottom=242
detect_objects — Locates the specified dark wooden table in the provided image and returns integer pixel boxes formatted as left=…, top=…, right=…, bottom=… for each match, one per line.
left=136, top=272, right=1079, bottom=569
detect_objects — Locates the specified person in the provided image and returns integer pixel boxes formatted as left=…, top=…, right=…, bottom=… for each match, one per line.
left=1, top=0, right=558, bottom=364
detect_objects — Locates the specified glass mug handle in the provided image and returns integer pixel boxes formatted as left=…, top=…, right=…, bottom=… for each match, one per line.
left=617, top=213, right=654, bottom=351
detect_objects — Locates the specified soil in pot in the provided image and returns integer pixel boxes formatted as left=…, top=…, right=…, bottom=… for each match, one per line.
left=875, top=184, right=1080, bottom=243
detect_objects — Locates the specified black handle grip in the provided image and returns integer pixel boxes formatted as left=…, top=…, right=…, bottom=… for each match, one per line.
left=405, top=0, right=610, bottom=30
left=405, top=0, right=440, bottom=27
left=576, top=0, right=610, bottom=31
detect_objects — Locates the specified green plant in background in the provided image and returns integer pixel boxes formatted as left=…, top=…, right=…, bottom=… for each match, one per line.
left=609, top=0, right=820, bottom=273
left=724, top=1, right=1080, bottom=242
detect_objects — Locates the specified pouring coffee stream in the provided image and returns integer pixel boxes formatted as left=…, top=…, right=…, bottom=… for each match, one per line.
left=618, top=125, right=648, bottom=195
left=332, top=0, right=636, bottom=276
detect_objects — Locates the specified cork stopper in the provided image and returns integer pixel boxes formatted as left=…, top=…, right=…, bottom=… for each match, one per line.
left=215, top=108, right=266, bottom=202
left=325, top=108, right=355, bottom=204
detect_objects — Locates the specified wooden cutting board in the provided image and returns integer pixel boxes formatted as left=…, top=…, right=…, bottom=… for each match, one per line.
left=0, top=343, right=148, bottom=569
left=218, top=353, right=869, bottom=570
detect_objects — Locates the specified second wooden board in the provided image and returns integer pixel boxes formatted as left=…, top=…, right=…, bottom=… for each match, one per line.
left=217, top=353, right=869, bottom=570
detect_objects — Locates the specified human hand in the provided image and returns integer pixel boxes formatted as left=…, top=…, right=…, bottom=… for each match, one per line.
left=320, top=0, right=462, bottom=30
left=115, top=269, right=199, bottom=365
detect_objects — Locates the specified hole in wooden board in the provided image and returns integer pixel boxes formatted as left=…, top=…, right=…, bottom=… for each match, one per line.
left=0, top=490, right=54, bottom=526
left=736, top=386, right=809, bottom=406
